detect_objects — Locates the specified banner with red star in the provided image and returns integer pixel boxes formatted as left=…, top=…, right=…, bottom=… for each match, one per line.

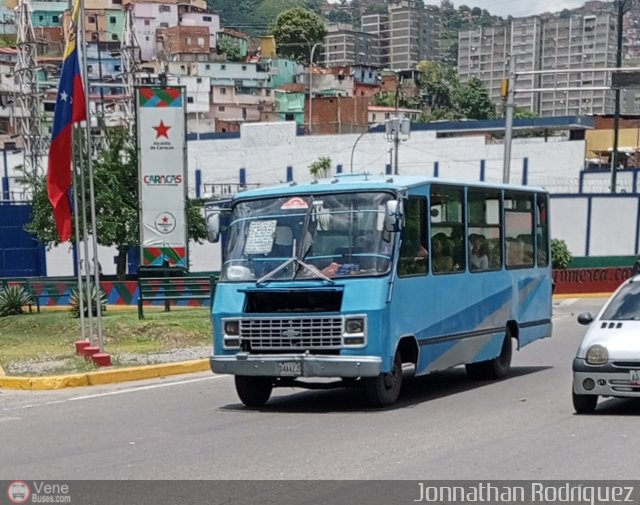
left=136, top=86, right=188, bottom=269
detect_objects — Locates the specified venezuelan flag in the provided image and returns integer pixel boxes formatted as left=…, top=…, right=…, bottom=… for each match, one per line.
left=47, top=0, right=87, bottom=242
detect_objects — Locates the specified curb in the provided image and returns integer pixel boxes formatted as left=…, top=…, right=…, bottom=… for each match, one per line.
left=0, top=359, right=210, bottom=391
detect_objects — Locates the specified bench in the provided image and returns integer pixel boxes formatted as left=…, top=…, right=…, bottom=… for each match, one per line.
left=137, top=274, right=218, bottom=319
left=28, top=278, right=78, bottom=312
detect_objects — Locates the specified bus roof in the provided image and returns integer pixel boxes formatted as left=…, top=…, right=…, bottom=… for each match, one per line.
left=231, top=174, right=545, bottom=201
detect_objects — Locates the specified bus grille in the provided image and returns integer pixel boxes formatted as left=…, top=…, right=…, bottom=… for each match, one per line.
left=240, top=317, right=343, bottom=350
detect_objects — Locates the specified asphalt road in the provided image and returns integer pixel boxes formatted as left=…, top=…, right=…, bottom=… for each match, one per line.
left=2, top=296, right=639, bottom=481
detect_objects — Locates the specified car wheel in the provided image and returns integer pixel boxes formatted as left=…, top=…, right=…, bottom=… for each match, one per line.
left=572, top=390, right=598, bottom=414
left=466, top=332, right=513, bottom=380
left=234, top=376, right=273, bottom=408
left=364, top=350, right=403, bottom=408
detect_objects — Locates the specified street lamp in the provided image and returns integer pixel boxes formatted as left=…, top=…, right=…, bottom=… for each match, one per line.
left=308, top=42, right=321, bottom=135
left=350, top=122, right=382, bottom=173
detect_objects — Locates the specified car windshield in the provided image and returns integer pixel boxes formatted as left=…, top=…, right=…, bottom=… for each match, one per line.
left=601, top=282, right=640, bottom=320
left=221, top=192, right=395, bottom=282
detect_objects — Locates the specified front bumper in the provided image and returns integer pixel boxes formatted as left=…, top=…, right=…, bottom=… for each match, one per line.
left=210, top=353, right=382, bottom=378
left=573, top=358, right=640, bottom=397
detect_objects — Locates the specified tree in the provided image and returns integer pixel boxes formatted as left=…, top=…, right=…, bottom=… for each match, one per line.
left=309, top=156, right=331, bottom=178
left=271, top=7, right=327, bottom=62
left=456, top=77, right=496, bottom=120
left=217, top=36, right=244, bottom=62
left=23, top=127, right=207, bottom=279
left=416, top=60, right=460, bottom=115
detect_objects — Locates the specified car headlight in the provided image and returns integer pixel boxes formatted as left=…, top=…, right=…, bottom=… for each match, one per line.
left=345, top=318, right=365, bottom=334
left=586, top=345, right=608, bottom=365
left=224, top=320, right=240, bottom=336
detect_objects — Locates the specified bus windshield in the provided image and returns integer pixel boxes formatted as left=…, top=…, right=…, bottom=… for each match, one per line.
left=221, top=192, right=395, bottom=282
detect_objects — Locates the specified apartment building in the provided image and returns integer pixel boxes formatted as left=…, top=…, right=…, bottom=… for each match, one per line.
left=323, top=23, right=380, bottom=68
left=458, top=12, right=617, bottom=116
left=362, top=1, right=441, bottom=71
left=361, top=13, right=390, bottom=67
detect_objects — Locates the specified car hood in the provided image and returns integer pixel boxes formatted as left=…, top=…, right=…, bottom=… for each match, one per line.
left=578, top=320, right=640, bottom=359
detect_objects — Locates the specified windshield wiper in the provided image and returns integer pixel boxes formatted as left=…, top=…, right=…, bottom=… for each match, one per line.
left=256, top=239, right=334, bottom=286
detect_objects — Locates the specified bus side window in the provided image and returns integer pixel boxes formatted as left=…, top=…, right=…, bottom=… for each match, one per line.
left=398, top=196, right=428, bottom=277
left=504, top=192, right=534, bottom=269
left=431, top=185, right=464, bottom=274
left=536, top=193, right=549, bottom=267
left=468, top=189, right=502, bottom=272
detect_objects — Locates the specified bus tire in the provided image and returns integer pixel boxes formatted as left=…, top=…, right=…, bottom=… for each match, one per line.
left=364, top=350, right=402, bottom=408
left=465, top=333, right=512, bottom=380
left=234, top=375, right=273, bottom=408
left=572, top=391, right=598, bottom=414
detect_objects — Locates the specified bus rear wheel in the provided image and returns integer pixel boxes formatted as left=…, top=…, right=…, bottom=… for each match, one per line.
left=466, top=332, right=512, bottom=380
left=364, top=351, right=403, bottom=408
left=234, top=376, right=273, bottom=408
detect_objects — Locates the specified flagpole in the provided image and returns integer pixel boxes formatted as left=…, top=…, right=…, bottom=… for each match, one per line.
left=78, top=0, right=104, bottom=352
left=71, top=125, right=87, bottom=342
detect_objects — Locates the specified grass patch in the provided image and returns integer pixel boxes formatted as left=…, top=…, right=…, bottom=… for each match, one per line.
left=0, top=307, right=212, bottom=374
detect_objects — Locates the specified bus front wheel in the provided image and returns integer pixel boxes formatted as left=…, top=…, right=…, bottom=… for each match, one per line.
left=234, top=376, right=273, bottom=408
left=364, top=351, right=403, bottom=408
left=465, top=332, right=512, bottom=380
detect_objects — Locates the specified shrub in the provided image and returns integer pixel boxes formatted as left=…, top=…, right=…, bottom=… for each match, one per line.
left=551, top=238, right=573, bottom=269
left=0, top=285, right=34, bottom=317
left=70, top=282, right=107, bottom=318
left=309, top=156, right=331, bottom=178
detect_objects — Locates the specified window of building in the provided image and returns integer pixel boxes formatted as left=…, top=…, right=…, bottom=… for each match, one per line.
left=87, top=65, right=94, bottom=73
left=145, top=36, right=150, bottom=41
left=44, top=102, right=55, bottom=112
left=159, top=5, right=171, bottom=12
left=203, top=15, right=212, bottom=21
left=160, top=22, right=168, bottom=28
left=197, top=37, right=205, bottom=47
left=220, top=87, right=226, bottom=94
left=187, top=96, right=194, bottom=103
left=221, top=64, right=226, bottom=70
left=112, top=0, right=122, bottom=4
left=110, top=16, right=116, bottom=23
left=52, top=15, right=59, bottom=23
left=144, top=19, right=150, bottom=26
left=114, top=65, right=121, bottom=72
left=88, top=15, right=96, bottom=23
left=186, top=36, right=192, bottom=44
left=112, top=34, right=118, bottom=41
left=219, top=106, right=225, bottom=111
left=205, top=64, right=210, bottom=70
left=242, top=65, right=247, bottom=71
left=39, top=15, right=44, bottom=21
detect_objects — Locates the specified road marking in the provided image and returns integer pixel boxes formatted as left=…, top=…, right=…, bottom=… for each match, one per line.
left=68, top=375, right=226, bottom=402
left=556, top=298, right=578, bottom=307
left=3, top=374, right=228, bottom=412
left=0, top=416, right=21, bottom=422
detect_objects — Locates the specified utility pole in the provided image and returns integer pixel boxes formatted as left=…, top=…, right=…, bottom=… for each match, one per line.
left=15, top=0, right=45, bottom=176
left=308, top=42, right=320, bottom=135
left=502, top=54, right=516, bottom=184
left=611, top=0, right=626, bottom=194
left=393, top=77, right=400, bottom=175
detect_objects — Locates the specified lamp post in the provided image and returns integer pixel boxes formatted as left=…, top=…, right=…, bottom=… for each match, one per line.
left=308, top=42, right=321, bottom=135
left=350, top=123, right=381, bottom=173
left=611, top=0, right=630, bottom=193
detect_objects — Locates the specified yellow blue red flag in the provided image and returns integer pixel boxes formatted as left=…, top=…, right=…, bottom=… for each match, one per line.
left=47, top=0, right=87, bottom=242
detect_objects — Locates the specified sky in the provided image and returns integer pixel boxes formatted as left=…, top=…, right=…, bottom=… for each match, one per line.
left=440, top=0, right=602, bottom=17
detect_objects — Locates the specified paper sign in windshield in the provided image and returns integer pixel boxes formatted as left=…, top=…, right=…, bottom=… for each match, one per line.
left=244, top=220, right=277, bottom=254
left=281, top=197, right=309, bottom=210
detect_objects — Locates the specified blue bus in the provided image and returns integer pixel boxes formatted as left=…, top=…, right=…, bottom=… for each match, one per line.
left=206, top=175, right=552, bottom=407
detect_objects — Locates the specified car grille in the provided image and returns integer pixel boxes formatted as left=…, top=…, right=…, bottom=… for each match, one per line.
left=240, top=317, right=343, bottom=350
left=612, top=361, right=640, bottom=369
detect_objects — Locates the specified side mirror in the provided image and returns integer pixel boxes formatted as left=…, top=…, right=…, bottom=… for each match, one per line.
left=384, top=200, right=404, bottom=232
left=577, top=312, right=594, bottom=326
left=206, top=212, right=221, bottom=243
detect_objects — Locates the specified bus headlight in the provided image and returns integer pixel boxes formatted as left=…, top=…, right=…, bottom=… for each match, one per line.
left=345, top=318, right=365, bottom=334
left=343, top=317, right=366, bottom=346
left=586, top=345, right=608, bottom=365
left=224, top=320, right=240, bottom=336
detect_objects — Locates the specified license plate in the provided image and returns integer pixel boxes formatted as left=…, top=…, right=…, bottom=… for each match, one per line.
left=278, top=362, right=302, bottom=376
left=630, top=370, right=640, bottom=385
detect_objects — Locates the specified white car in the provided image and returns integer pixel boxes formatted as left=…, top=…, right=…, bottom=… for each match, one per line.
left=573, top=276, right=640, bottom=413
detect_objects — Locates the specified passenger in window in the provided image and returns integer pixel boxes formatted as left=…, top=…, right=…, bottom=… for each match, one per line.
left=507, top=238, right=525, bottom=266
left=432, top=234, right=454, bottom=273
left=470, top=235, right=489, bottom=271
